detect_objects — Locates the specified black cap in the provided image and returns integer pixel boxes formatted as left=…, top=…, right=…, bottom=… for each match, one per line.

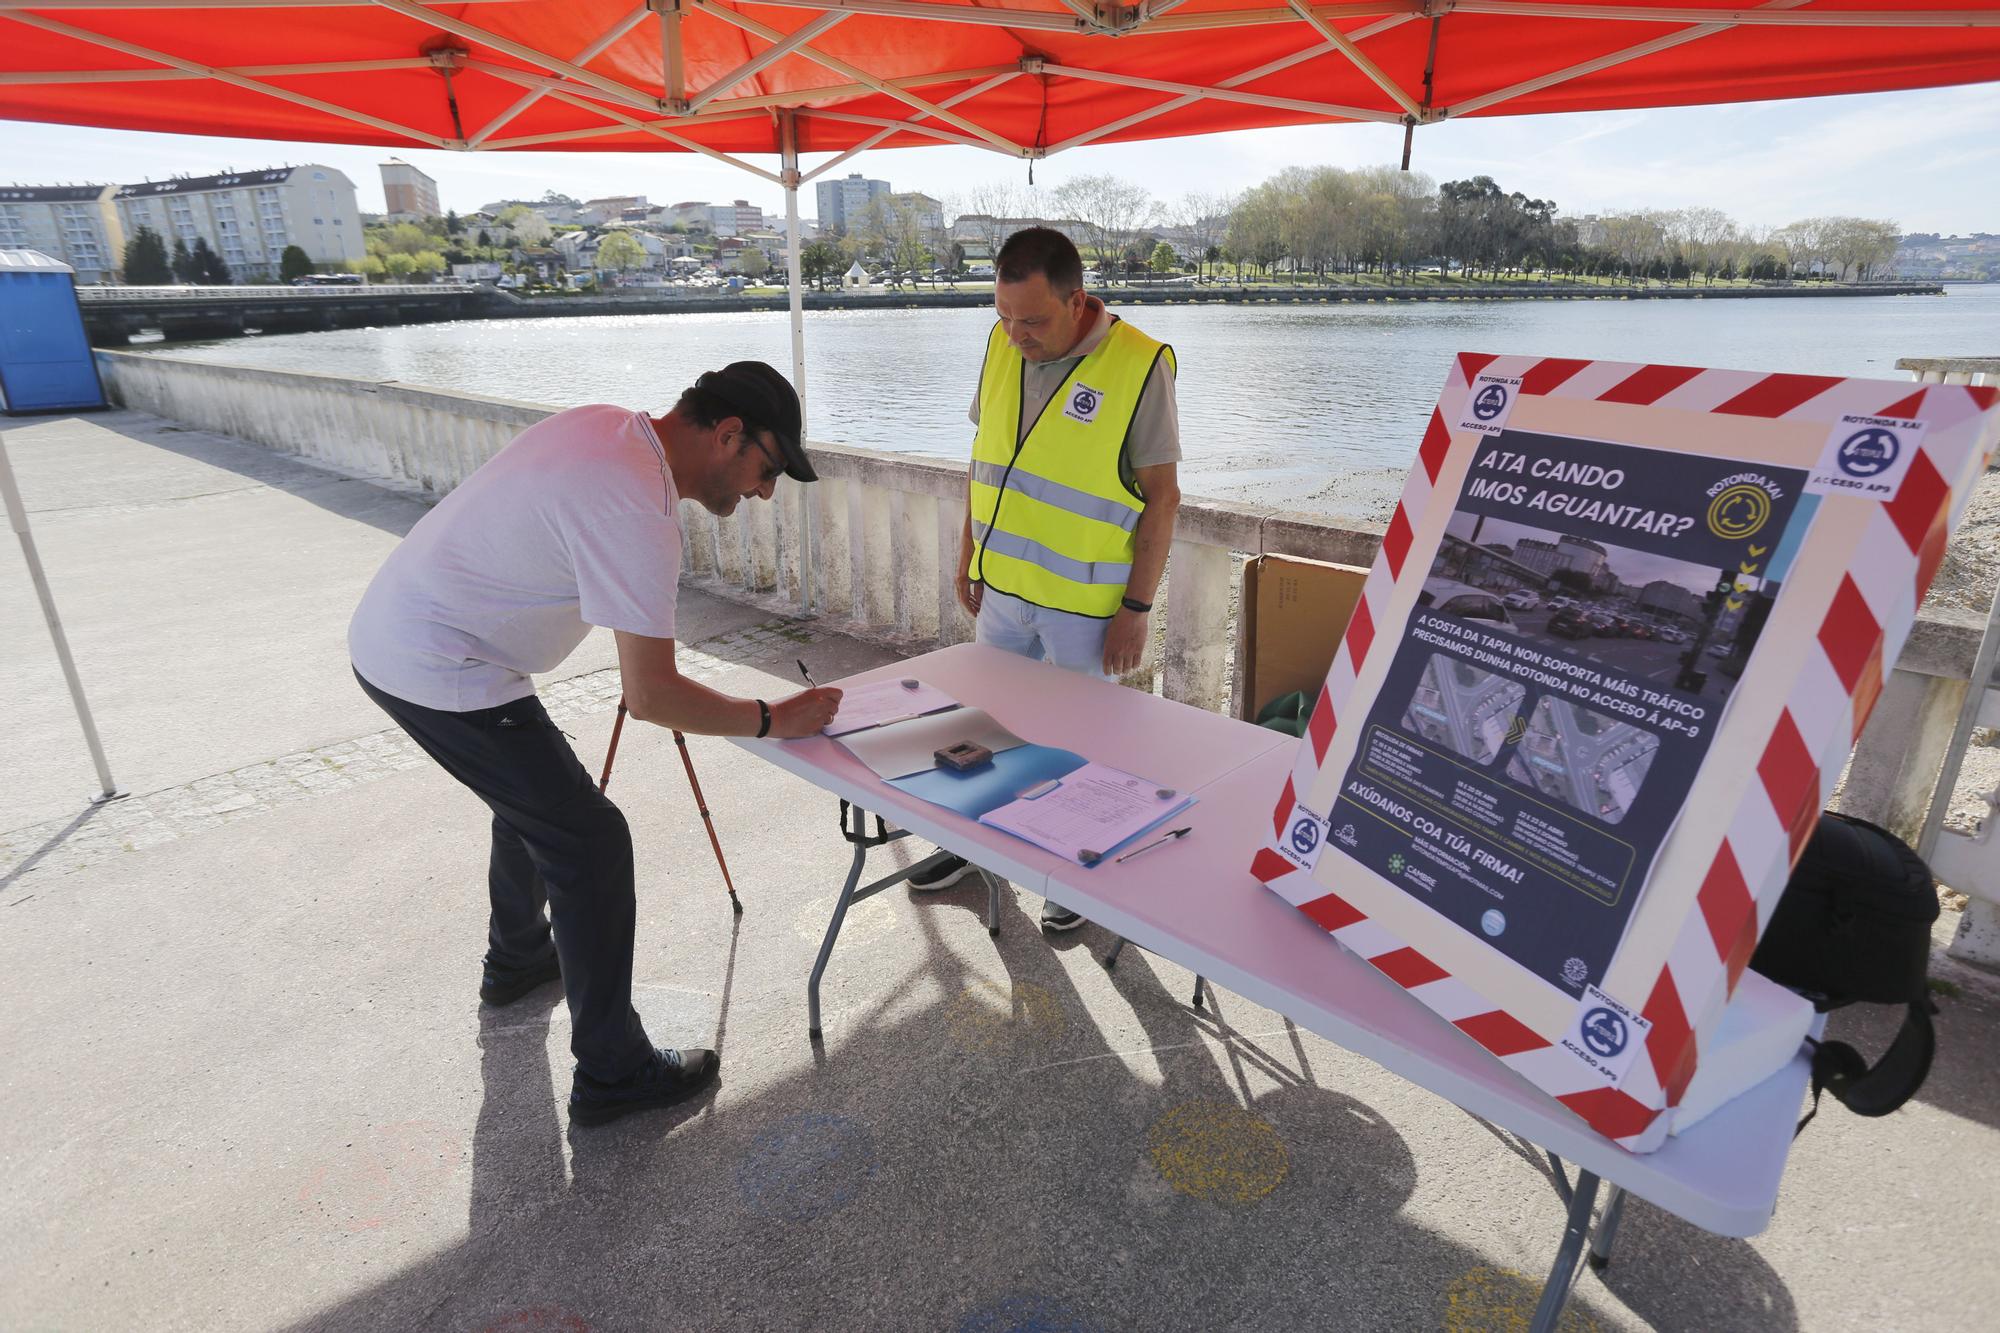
left=695, top=361, right=814, bottom=482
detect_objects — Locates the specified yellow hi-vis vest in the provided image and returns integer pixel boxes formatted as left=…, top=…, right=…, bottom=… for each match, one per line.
left=968, top=317, right=1175, bottom=618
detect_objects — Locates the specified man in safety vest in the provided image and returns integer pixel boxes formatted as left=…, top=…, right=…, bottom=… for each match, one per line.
left=907, top=227, right=1183, bottom=931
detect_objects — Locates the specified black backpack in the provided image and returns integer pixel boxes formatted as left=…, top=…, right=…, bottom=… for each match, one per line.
left=1750, top=811, right=1940, bottom=1128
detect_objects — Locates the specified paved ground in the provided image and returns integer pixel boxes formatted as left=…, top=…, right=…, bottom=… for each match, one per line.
left=4, top=411, right=1998, bottom=1333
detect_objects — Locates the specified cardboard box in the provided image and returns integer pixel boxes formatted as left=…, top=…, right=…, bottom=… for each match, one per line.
left=1237, top=554, right=1369, bottom=722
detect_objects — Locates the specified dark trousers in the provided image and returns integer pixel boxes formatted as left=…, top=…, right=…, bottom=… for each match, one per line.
left=355, top=669, right=652, bottom=1081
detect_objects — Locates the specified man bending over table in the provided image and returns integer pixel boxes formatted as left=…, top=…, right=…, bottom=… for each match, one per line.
left=908, top=227, right=1183, bottom=930
left=350, top=362, right=841, bottom=1127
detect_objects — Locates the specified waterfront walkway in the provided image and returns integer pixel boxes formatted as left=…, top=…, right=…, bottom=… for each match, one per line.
left=4, top=410, right=1997, bottom=1332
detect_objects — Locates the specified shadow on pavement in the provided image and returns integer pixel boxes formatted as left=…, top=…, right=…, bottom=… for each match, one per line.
left=120, top=413, right=427, bottom=540
left=271, top=880, right=1677, bottom=1333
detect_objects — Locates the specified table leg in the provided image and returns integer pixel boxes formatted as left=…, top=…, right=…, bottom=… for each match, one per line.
left=982, top=869, right=1001, bottom=936
left=1192, top=975, right=1205, bottom=1008
left=808, top=819, right=873, bottom=1041
left=1587, top=1185, right=1628, bottom=1271
left=1528, top=1166, right=1601, bottom=1333
left=1102, top=937, right=1127, bottom=969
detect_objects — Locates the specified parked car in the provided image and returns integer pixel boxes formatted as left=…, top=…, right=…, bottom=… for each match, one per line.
left=1418, top=580, right=1521, bottom=633
left=1706, top=639, right=1732, bottom=657
left=1589, top=615, right=1620, bottom=637
left=1503, top=590, right=1541, bottom=611
left=1548, top=607, right=1594, bottom=640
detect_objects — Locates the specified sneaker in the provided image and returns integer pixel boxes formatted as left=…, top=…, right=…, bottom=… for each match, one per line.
left=908, top=852, right=971, bottom=891
left=569, top=1047, right=721, bottom=1126
left=1041, top=901, right=1086, bottom=932
left=480, top=954, right=561, bottom=1006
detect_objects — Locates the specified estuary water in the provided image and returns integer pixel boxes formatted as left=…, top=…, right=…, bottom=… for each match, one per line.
left=141, top=284, right=1998, bottom=522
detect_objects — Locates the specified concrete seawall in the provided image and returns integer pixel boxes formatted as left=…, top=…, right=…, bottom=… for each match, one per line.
left=480, top=280, right=1947, bottom=322
left=90, top=346, right=1984, bottom=868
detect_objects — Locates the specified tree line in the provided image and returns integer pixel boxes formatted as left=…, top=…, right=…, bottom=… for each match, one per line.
left=1208, top=168, right=1899, bottom=284
left=802, top=169, right=1901, bottom=287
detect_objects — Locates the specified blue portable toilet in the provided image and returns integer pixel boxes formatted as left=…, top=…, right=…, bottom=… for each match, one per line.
left=0, top=249, right=107, bottom=415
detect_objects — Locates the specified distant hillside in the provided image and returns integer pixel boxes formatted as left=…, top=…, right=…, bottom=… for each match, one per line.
left=1894, top=233, right=1997, bottom=280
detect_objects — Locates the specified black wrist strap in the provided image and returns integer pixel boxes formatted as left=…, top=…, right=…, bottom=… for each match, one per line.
left=755, top=699, right=772, bottom=738
left=1121, top=596, right=1153, bottom=613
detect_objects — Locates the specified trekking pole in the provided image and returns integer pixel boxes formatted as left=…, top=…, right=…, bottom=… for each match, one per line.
left=599, top=698, right=743, bottom=913
left=673, top=729, right=743, bottom=914
left=597, top=700, right=629, bottom=792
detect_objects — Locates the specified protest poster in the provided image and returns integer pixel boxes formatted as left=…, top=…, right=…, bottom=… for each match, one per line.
left=1252, top=355, right=2000, bottom=1152
left=1332, top=429, right=1810, bottom=1000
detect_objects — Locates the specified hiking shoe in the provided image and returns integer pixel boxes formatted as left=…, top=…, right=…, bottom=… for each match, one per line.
left=480, top=954, right=562, bottom=1006
left=568, top=1047, right=721, bottom=1126
left=1041, top=901, right=1086, bottom=932
left=909, top=853, right=971, bottom=891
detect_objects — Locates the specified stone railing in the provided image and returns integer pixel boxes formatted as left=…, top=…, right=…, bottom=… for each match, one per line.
left=92, top=348, right=1987, bottom=844
left=1896, top=355, right=2000, bottom=387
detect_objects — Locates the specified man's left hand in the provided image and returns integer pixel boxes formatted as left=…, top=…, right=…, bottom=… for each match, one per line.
left=1103, top=606, right=1148, bottom=677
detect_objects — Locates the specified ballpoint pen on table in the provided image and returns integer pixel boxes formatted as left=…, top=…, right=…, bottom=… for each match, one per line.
left=1113, top=826, right=1193, bottom=864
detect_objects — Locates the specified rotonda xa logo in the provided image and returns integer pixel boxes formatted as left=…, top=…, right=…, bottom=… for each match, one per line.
left=1471, top=383, right=1510, bottom=421
left=1289, top=816, right=1321, bottom=857
left=1579, top=1007, right=1629, bottom=1060
left=1836, top=427, right=1901, bottom=478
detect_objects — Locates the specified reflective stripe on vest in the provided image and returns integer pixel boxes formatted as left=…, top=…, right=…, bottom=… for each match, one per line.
left=968, top=317, right=1174, bottom=618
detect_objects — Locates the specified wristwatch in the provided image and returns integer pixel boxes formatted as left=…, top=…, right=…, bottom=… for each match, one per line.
left=1121, top=596, right=1153, bottom=613
left=755, top=699, right=772, bottom=738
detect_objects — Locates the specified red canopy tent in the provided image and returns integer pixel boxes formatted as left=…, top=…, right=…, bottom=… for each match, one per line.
left=7, top=2, right=2000, bottom=161
left=8, top=0, right=1999, bottom=405
left=5, top=0, right=2000, bottom=802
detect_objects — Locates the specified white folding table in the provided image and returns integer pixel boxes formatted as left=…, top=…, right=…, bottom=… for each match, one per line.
left=733, top=643, right=1814, bottom=1330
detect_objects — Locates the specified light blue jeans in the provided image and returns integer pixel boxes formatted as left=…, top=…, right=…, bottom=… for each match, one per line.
left=975, top=588, right=1113, bottom=682
left=975, top=588, right=1110, bottom=921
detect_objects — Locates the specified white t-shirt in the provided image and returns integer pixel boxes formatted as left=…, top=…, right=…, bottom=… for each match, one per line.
left=349, top=404, right=683, bottom=712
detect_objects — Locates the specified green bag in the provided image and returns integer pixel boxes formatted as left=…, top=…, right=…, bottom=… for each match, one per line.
left=1255, top=690, right=1310, bottom=738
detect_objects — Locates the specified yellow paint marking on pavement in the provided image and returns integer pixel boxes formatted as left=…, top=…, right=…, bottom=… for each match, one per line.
left=791, top=888, right=898, bottom=949
left=1442, top=1266, right=1601, bottom=1332
left=945, top=979, right=1067, bottom=1052
left=1146, top=1101, right=1287, bottom=1204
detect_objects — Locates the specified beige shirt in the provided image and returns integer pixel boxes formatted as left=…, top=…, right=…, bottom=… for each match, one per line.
left=968, top=296, right=1182, bottom=490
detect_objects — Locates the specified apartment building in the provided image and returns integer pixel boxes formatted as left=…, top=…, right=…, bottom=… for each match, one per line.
left=892, top=192, right=945, bottom=233
left=815, top=173, right=890, bottom=233
left=113, top=165, right=364, bottom=280
left=0, top=184, right=123, bottom=283
left=380, top=159, right=440, bottom=221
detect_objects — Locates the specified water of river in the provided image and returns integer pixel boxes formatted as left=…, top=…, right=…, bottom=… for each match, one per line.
left=143, top=284, right=1998, bottom=522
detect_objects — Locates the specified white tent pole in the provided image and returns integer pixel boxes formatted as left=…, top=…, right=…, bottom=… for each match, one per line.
left=780, top=109, right=814, bottom=612
left=0, top=428, right=120, bottom=802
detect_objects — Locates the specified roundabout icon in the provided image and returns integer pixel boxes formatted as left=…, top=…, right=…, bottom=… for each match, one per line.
left=1289, top=816, right=1321, bottom=857
left=1836, top=427, right=1900, bottom=478
left=1471, top=383, right=1510, bottom=421
left=1580, top=1007, right=1628, bottom=1059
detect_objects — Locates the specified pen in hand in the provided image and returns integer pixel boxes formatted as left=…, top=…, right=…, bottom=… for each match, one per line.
left=797, top=658, right=820, bottom=689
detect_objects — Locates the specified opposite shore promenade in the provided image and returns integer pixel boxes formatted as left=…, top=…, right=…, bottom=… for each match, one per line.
left=77, top=278, right=1950, bottom=345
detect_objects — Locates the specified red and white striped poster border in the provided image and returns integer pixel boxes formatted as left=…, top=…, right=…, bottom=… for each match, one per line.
left=1252, top=354, right=1999, bottom=1151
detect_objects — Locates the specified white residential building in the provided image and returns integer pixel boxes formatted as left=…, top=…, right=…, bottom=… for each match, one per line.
left=893, top=192, right=945, bottom=233
left=0, top=184, right=123, bottom=283
left=697, top=200, right=762, bottom=238
left=380, top=159, right=439, bottom=221
left=581, top=195, right=648, bottom=225
left=948, top=214, right=1093, bottom=249
left=113, top=165, right=363, bottom=280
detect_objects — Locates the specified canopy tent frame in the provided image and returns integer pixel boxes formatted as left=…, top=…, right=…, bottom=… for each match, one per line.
left=6, top=0, right=2000, bottom=796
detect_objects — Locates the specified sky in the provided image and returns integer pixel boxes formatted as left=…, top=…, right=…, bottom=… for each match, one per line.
left=4, top=82, right=1995, bottom=235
